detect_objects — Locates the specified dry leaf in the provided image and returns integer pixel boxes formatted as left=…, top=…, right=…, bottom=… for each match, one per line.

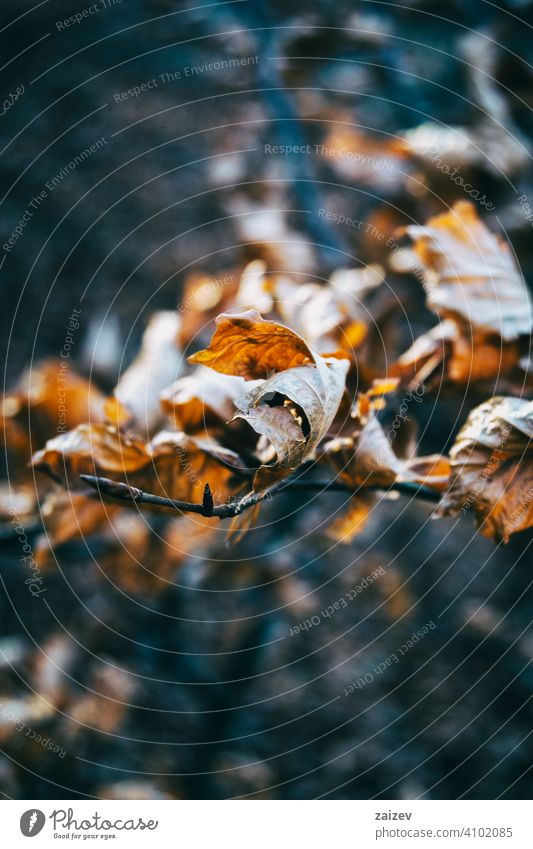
left=320, top=126, right=409, bottom=191
left=323, top=392, right=404, bottom=489
left=402, top=454, right=451, bottom=492
left=188, top=310, right=349, bottom=490
left=403, top=201, right=532, bottom=341
left=34, top=490, right=119, bottom=569
left=146, top=430, right=249, bottom=503
left=160, top=366, right=255, bottom=433
left=275, top=265, right=384, bottom=355
left=437, top=396, right=533, bottom=542
left=114, top=311, right=183, bottom=434
left=32, top=424, right=247, bottom=505
left=31, top=424, right=148, bottom=487
left=325, top=494, right=374, bottom=543
left=1, top=361, right=105, bottom=468
left=234, top=259, right=274, bottom=314
left=188, top=310, right=316, bottom=378
left=235, top=356, right=349, bottom=490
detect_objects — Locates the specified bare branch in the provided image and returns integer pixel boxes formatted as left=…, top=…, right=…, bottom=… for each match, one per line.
left=80, top=473, right=442, bottom=521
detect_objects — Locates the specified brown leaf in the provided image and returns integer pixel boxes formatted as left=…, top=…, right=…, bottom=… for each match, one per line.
left=323, top=395, right=404, bottom=489
left=437, top=396, right=533, bottom=541
left=325, top=494, right=374, bottom=543
left=31, top=424, right=148, bottom=486
left=1, top=361, right=105, bottom=468
left=147, top=430, right=249, bottom=503
left=402, top=454, right=451, bottom=492
left=323, top=392, right=449, bottom=500
left=34, top=490, right=119, bottom=569
left=188, top=310, right=316, bottom=379
left=32, top=424, right=247, bottom=505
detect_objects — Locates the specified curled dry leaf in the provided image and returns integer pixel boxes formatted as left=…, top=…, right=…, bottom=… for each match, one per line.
left=437, top=396, right=533, bottom=542
left=236, top=356, right=350, bottom=490
left=114, top=311, right=183, bottom=434
left=189, top=310, right=350, bottom=492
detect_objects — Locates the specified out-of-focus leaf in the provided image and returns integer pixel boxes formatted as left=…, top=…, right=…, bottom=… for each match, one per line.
left=1, top=361, right=105, bottom=468
left=114, top=311, right=183, bottom=435
left=402, top=200, right=532, bottom=341
left=325, top=494, right=374, bottom=543
left=320, top=126, right=410, bottom=192
left=34, top=490, right=119, bottom=568
left=402, top=454, right=451, bottom=492
left=323, top=403, right=404, bottom=490
left=100, top=511, right=220, bottom=597
left=275, top=265, right=384, bottom=355
left=178, top=270, right=238, bottom=347
left=437, top=396, right=533, bottom=542
left=404, top=121, right=529, bottom=177
left=31, top=424, right=148, bottom=485
left=234, top=259, right=274, bottom=314
left=322, top=392, right=450, bottom=540
left=66, top=664, right=137, bottom=735
left=160, top=366, right=255, bottom=434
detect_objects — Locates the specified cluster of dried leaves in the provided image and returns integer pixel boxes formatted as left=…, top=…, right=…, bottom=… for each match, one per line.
left=1, top=201, right=532, bottom=588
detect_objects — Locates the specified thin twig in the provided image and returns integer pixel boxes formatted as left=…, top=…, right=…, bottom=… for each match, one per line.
left=80, top=472, right=442, bottom=521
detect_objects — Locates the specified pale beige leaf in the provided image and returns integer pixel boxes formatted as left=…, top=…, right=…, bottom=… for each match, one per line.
left=403, top=201, right=532, bottom=341
left=160, top=366, right=256, bottom=433
left=114, top=311, right=183, bottom=434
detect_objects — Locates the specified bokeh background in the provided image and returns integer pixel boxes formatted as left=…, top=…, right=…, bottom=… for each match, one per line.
left=0, top=0, right=532, bottom=799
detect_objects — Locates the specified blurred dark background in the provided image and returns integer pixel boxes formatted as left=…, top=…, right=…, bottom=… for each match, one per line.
left=0, top=0, right=532, bottom=799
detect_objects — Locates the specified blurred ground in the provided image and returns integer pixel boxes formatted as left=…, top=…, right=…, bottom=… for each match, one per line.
left=0, top=0, right=532, bottom=799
